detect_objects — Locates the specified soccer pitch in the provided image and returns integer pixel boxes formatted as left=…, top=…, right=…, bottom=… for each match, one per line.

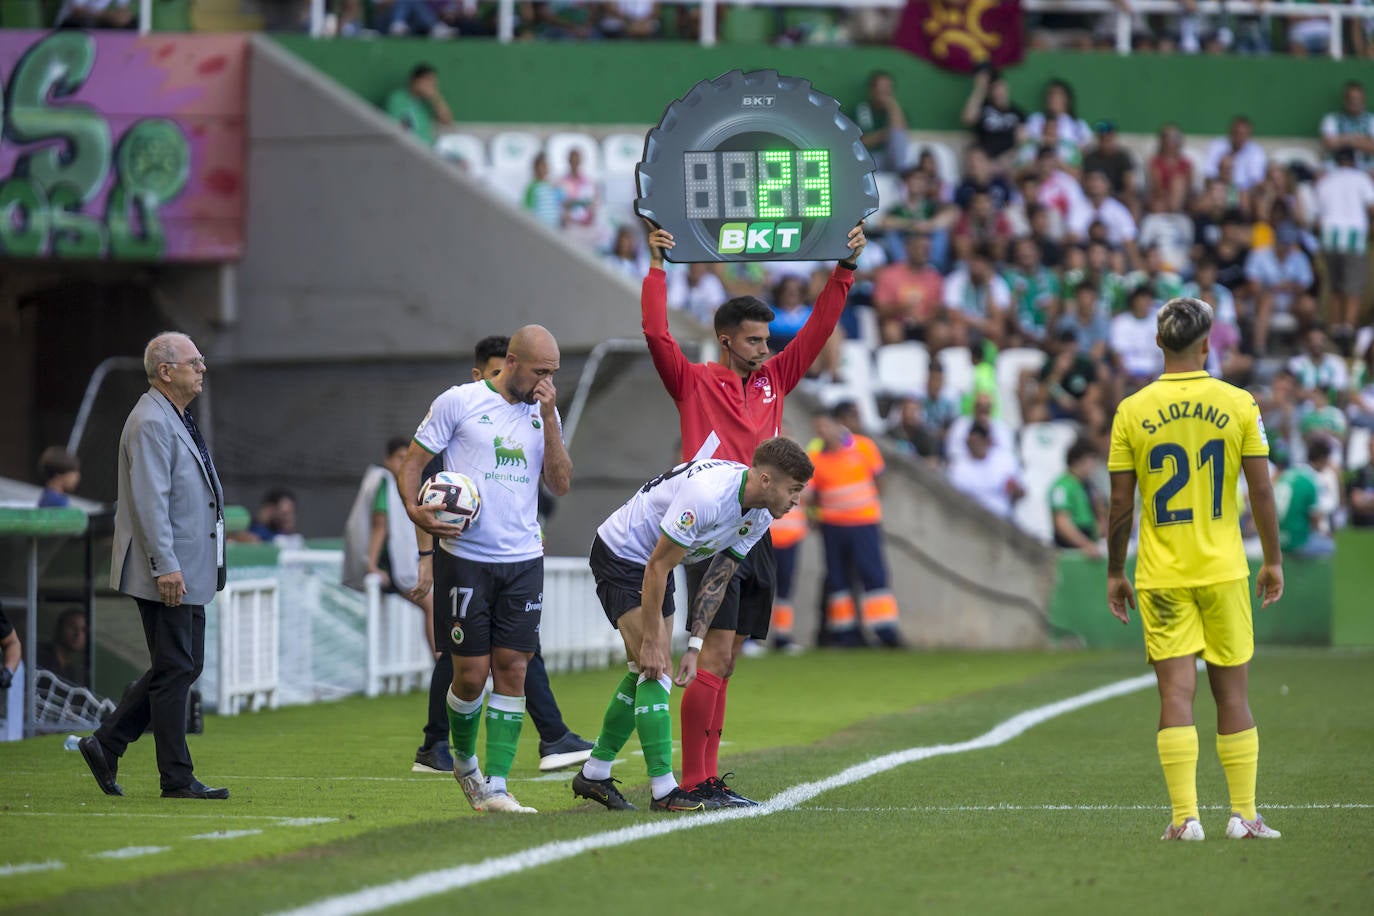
left=3, top=649, right=1370, bottom=914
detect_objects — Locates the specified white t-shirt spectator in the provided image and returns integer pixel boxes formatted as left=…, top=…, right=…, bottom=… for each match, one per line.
left=942, top=269, right=1012, bottom=319
left=1024, top=112, right=1093, bottom=150
left=1244, top=246, right=1314, bottom=311
left=1203, top=138, right=1267, bottom=191
left=947, top=449, right=1024, bottom=519
left=1068, top=196, right=1138, bottom=247
left=1320, top=109, right=1374, bottom=171
left=667, top=269, right=727, bottom=326
left=1138, top=213, right=1194, bottom=273
left=1288, top=352, right=1349, bottom=394
left=605, top=251, right=649, bottom=282
left=1110, top=308, right=1164, bottom=378
left=945, top=415, right=1015, bottom=465
left=1037, top=170, right=1091, bottom=239
left=1314, top=166, right=1374, bottom=254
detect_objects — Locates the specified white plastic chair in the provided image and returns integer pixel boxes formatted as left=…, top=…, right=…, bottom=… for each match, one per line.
left=545, top=131, right=603, bottom=181
left=995, top=348, right=1048, bottom=431
left=874, top=342, right=929, bottom=398
left=434, top=133, right=488, bottom=177
left=873, top=171, right=903, bottom=217
left=1349, top=425, right=1371, bottom=471
left=488, top=131, right=542, bottom=205
left=1013, top=421, right=1081, bottom=542
left=852, top=304, right=880, bottom=352
left=936, top=346, right=975, bottom=402
left=602, top=132, right=645, bottom=178
left=916, top=140, right=960, bottom=187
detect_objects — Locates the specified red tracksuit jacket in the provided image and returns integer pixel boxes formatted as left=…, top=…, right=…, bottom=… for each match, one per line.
left=641, top=265, right=855, bottom=463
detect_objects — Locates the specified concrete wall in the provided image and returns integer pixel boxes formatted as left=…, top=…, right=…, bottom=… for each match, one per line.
left=226, top=36, right=642, bottom=364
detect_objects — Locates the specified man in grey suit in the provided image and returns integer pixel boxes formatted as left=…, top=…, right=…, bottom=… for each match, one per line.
left=79, top=332, right=230, bottom=800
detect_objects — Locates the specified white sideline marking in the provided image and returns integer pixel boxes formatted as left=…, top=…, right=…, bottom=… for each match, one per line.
left=190, top=829, right=264, bottom=840
left=0, top=860, right=64, bottom=878
left=89, top=846, right=170, bottom=860
left=8, top=813, right=337, bottom=826
left=805, top=803, right=1373, bottom=813
left=275, top=672, right=1158, bottom=916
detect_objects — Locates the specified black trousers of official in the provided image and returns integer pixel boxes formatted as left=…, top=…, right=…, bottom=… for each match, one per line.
left=422, top=647, right=568, bottom=749
left=96, top=598, right=205, bottom=791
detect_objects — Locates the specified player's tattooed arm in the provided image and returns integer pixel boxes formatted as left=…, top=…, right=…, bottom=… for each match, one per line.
left=1105, top=471, right=1136, bottom=575
left=687, top=554, right=739, bottom=641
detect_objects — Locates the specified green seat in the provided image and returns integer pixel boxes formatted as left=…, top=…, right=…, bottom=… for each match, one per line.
left=152, top=0, right=192, bottom=31
left=1, top=0, right=44, bottom=28
left=720, top=6, right=777, bottom=44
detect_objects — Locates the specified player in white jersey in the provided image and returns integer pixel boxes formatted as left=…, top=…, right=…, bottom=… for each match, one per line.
left=399, top=325, right=573, bottom=814
left=571, top=437, right=813, bottom=812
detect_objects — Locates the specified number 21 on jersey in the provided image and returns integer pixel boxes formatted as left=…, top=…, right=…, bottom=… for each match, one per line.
left=1148, top=439, right=1225, bottom=526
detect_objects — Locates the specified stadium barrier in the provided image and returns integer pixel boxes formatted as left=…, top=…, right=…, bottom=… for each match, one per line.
left=214, top=577, right=280, bottom=715
left=363, top=574, right=432, bottom=697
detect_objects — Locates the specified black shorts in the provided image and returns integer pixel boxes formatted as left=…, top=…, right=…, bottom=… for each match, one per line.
left=432, top=548, right=543, bottom=656
left=590, top=535, right=676, bottom=627
left=685, top=530, right=775, bottom=641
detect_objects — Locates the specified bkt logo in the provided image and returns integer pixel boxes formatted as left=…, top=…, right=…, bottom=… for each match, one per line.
left=741, top=95, right=776, bottom=108
left=718, top=221, right=802, bottom=254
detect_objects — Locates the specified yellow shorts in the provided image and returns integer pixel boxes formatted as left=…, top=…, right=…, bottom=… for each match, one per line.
left=1137, top=577, right=1254, bottom=667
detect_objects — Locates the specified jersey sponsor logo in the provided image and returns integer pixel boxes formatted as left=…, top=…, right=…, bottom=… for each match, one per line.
left=524, top=594, right=543, bottom=613
left=478, top=414, right=493, bottom=425
left=493, top=436, right=528, bottom=468
left=752, top=375, right=775, bottom=404
left=678, top=510, right=696, bottom=528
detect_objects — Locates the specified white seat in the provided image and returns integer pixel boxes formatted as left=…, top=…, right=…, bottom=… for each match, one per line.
left=1349, top=425, right=1371, bottom=471
left=488, top=131, right=543, bottom=205
left=995, top=348, right=1047, bottom=431
left=914, top=140, right=959, bottom=187
left=545, top=131, right=603, bottom=181
left=936, top=346, right=975, bottom=403
left=1013, top=421, right=1081, bottom=542
left=434, top=133, right=487, bottom=177
left=602, top=132, right=644, bottom=178
left=816, top=380, right=884, bottom=436
left=874, top=341, right=929, bottom=398
left=853, top=304, right=880, bottom=352
left=1271, top=145, right=1321, bottom=173
left=873, top=171, right=903, bottom=217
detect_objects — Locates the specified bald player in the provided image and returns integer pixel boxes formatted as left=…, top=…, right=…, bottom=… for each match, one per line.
left=400, top=325, right=574, bottom=814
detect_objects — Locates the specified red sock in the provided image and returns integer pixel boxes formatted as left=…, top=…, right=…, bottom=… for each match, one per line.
left=705, top=676, right=729, bottom=780
left=679, top=669, right=722, bottom=790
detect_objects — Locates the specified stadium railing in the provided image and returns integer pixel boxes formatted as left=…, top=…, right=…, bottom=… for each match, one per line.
left=281, top=0, right=1374, bottom=61
left=215, top=577, right=280, bottom=715
left=362, top=573, right=433, bottom=697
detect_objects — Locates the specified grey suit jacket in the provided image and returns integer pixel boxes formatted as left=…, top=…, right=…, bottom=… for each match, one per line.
left=111, top=388, right=225, bottom=606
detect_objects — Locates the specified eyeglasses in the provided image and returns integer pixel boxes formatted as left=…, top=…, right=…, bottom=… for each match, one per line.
left=163, top=357, right=207, bottom=370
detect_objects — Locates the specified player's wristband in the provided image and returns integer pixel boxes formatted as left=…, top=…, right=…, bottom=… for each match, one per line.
left=418, top=549, right=435, bottom=557
left=687, top=636, right=704, bottom=652
left=838, top=258, right=858, bottom=271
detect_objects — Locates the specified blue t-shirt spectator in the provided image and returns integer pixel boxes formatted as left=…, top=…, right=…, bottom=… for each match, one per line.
left=38, top=488, right=70, bottom=508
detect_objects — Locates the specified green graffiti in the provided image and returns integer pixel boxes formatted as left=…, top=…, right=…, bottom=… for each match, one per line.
left=0, top=33, right=194, bottom=259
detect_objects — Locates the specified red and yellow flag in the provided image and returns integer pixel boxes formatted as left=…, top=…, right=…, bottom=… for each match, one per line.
left=893, top=0, right=1025, bottom=73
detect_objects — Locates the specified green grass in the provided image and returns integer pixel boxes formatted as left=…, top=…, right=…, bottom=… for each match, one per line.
left=3, top=649, right=1371, bottom=915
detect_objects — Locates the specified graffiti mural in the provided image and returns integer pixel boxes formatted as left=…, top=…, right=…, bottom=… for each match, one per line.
left=0, top=30, right=246, bottom=260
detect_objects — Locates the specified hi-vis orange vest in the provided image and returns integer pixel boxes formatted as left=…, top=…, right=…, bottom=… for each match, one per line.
left=808, top=435, right=884, bottom=526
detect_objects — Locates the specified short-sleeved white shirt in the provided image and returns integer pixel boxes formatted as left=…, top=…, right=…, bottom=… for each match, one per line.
left=1110, top=309, right=1164, bottom=378
left=1314, top=167, right=1374, bottom=253
left=414, top=380, right=556, bottom=563
left=597, top=460, right=772, bottom=567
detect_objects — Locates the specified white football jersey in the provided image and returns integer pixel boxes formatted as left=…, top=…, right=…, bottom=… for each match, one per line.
left=414, top=380, right=558, bottom=563
left=597, top=459, right=772, bottom=567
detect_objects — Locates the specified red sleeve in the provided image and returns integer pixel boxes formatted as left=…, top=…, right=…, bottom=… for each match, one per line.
left=769, top=265, right=854, bottom=394
left=641, top=268, right=691, bottom=401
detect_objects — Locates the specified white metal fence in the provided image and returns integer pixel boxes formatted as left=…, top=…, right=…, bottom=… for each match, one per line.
left=199, top=550, right=647, bottom=715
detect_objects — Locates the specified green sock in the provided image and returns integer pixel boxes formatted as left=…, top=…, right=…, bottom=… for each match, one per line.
left=446, top=689, right=483, bottom=763
left=590, top=671, right=640, bottom=764
left=483, top=693, right=525, bottom=779
left=634, top=675, right=674, bottom=779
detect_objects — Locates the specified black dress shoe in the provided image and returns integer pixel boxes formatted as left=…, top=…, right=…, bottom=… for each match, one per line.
left=161, top=778, right=230, bottom=800
left=78, top=736, right=124, bottom=797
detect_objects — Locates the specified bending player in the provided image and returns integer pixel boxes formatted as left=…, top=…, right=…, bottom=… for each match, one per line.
left=1106, top=296, right=1284, bottom=841
left=572, top=437, right=814, bottom=812
left=642, top=220, right=866, bottom=805
left=400, top=325, right=573, bottom=814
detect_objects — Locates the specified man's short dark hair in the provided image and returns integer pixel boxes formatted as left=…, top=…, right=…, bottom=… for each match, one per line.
left=1066, top=439, right=1097, bottom=467
left=1307, top=437, right=1332, bottom=464
left=39, top=446, right=79, bottom=483
left=474, top=335, right=509, bottom=368
left=410, top=63, right=436, bottom=83
left=714, top=296, right=775, bottom=335
left=753, top=437, right=814, bottom=484
left=829, top=400, right=857, bottom=420
left=385, top=436, right=410, bottom=456
left=262, top=488, right=295, bottom=506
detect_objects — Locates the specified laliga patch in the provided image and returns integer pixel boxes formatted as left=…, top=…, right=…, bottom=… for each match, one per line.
left=450, top=624, right=465, bottom=645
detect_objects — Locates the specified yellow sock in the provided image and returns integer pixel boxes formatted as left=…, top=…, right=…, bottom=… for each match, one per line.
left=1157, top=726, right=1200, bottom=826
left=1217, top=727, right=1259, bottom=821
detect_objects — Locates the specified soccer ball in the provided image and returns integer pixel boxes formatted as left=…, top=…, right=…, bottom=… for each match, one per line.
left=420, top=471, right=481, bottom=534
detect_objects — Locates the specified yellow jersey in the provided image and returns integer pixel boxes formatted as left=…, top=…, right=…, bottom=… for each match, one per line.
left=1107, top=370, right=1268, bottom=589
